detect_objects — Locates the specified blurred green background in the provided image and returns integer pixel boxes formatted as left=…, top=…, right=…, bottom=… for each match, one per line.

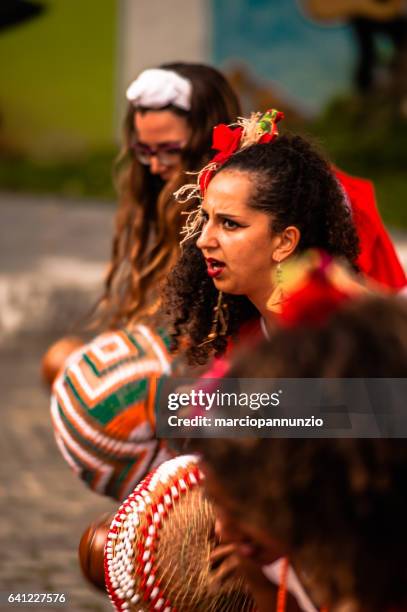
left=311, top=96, right=407, bottom=228
left=0, top=0, right=117, bottom=199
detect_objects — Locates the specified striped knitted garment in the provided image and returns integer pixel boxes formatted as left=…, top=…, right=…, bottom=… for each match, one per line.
left=50, top=324, right=174, bottom=501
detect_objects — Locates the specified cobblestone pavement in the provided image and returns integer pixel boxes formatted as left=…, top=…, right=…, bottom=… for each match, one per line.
left=0, top=193, right=406, bottom=612
left=0, top=333, right=115, bottom=612
left=0, top=194, right=116, bottom=612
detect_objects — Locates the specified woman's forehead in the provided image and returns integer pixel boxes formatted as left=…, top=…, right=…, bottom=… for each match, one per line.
left=202, top=170, right=269, bottom=221
left=134, top=109, right=189, bottom=143
left=204, top=170, right=252, bottom=208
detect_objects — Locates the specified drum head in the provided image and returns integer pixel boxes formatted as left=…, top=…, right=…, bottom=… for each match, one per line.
left=105, top=455, right=254, bottom=611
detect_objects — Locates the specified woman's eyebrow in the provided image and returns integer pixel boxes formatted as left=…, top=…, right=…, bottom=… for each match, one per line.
left=137, top=140, right=181, bottom=147
left=201, top=205, right=243, bottom=219
left=216, top=212, right=242, bottom=219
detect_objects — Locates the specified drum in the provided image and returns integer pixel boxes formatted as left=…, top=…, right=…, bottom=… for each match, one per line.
left=105, top=455, right=254, bottom=611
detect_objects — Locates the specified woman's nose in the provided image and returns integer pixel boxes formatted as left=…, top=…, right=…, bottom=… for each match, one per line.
left=149, top=155, right=164, bottom=175
left=197, top=219, right=218, bottom=250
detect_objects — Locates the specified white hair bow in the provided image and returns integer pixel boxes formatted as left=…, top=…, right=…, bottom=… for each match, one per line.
left=126, top=68, right=192, bottom=111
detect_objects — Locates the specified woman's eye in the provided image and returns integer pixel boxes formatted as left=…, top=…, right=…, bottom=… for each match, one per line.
left=222, top=218, right=239, bottom=230
left=200, top=211, right=209, bottom=223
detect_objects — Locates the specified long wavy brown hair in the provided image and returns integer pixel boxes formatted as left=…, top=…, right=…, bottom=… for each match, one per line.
left=93, top=63, right=241, bottom=329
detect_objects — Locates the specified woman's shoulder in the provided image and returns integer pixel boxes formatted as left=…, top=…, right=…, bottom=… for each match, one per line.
left=50, top=324, right=174, bottom=499
left=58, top=325, right=172, bottom=380
left=52, top=325, right=173, bottom=422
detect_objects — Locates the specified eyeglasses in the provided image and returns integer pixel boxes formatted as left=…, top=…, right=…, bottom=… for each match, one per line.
left=132, top=141, right=186, bottom=166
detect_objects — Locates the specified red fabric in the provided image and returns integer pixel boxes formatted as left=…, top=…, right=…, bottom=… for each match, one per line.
left=334, top=167, right=406, bottom=291
left=279, top=268, right=350, bottom=329
left=212, top=124, right=243, bottom=161
left=199, top=125, right=243, bottom=193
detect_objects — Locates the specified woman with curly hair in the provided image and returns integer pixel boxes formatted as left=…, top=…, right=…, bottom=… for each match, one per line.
left=164, top=110, right=362, bottom=365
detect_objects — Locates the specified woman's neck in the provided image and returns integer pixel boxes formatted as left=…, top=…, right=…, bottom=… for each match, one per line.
left=248, top=292, right=276, bottom=338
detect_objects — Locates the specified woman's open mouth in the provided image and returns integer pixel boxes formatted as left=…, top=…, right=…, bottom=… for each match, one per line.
left=205, top=258, right=226, bottom=278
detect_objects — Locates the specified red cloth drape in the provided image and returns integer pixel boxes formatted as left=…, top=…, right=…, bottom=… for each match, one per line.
left=334, top=167, right=406, bottom=291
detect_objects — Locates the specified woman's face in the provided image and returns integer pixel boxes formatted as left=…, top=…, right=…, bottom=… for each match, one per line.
left=134, top=110, right=190, bottom=181
left=202, top=462, right=285, bottom=566
left=196, top=170, right=281, bottom=310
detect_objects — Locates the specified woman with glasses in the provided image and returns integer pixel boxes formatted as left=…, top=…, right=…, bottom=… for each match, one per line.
left=48, top=63, right=241, bottom=500
left=102, top=62, right=242, bottom=327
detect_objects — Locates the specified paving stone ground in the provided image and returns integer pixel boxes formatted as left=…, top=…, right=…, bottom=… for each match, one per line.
left=0, top=332, right=115, bottom=612
left=0, top=192, right=406, bottom=612
left=0, top=194, right=117, bottom=612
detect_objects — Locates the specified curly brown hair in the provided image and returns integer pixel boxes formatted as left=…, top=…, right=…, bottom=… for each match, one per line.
left=191, top=296, right=407, bottom=611
left=92, top=63, right=241, bottom=329
left=164, top=134, right=360, bottom=364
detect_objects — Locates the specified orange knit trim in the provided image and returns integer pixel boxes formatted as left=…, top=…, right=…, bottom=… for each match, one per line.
left=117, top=448, right=149, bottom=500
left=104, top=401, right=152, bottom=438
left=146, top=375, right=158, bottom=428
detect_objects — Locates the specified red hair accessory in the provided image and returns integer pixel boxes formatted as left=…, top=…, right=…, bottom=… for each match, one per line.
left=199, top=109, right=284, bottom=194
left=178, top=109, right=284, bottom=244
left=257, top=109, right=285, bottom=143
left=199, top=124, right=243, bottom=193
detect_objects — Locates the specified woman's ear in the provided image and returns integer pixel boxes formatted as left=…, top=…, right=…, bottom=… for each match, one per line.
left=272, top=226, right=301, bottom=262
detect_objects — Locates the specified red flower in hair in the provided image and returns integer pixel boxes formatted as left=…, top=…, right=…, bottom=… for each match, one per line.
left=198, top=110, right=284, bottom=194
left=259, top=133, right=274, bottom=144
left=199, top=125, right=243, bottom=194
left=212, top=124, right=244, bottom=160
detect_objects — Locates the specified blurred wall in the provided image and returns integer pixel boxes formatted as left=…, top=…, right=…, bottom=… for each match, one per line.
left=0, top=0, right=116, bottom=159
left=212, top=0, right=354, bottom=116
left=116, top=0, right=210, bottom=130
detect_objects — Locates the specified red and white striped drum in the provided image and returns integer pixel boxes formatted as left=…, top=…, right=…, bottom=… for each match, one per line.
left=104, top=455, right=254, bottom=612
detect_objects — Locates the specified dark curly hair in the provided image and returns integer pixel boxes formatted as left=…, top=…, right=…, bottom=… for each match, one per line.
left=191, top=296, right=407, bottom=610
left=164, top=134, right=360, bottom=364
